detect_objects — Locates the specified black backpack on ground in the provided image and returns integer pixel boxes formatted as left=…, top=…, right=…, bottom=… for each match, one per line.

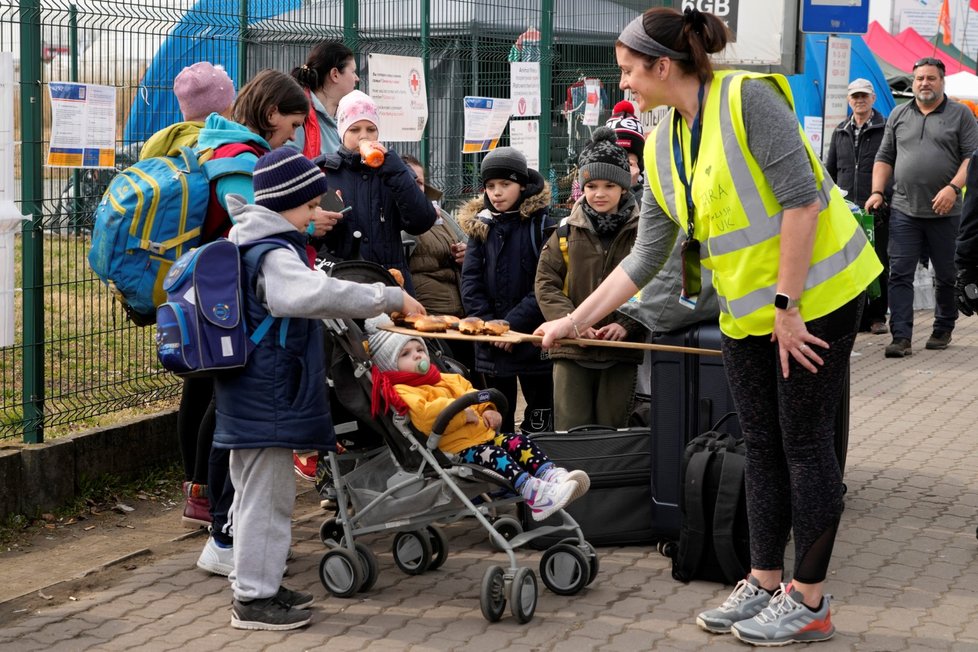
left=671, top=412, right=750, bottom=585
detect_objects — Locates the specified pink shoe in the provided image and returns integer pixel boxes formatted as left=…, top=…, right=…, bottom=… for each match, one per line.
left=181, top=482, right=211, bottom=529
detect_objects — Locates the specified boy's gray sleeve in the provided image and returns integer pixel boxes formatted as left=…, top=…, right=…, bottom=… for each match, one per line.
left=258, top=249, right=404, bottom=319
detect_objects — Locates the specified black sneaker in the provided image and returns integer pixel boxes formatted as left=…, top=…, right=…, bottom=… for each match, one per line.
left=884, top=338, right=912, bottom=358
left=231, top=596, right=311, bottom=631
left=925, top=330, right=952, bottom=350
left=276, top=585, right=314, bottom=610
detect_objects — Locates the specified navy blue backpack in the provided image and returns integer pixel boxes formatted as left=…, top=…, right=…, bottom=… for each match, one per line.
left=155, top=237, right=287, bottom=377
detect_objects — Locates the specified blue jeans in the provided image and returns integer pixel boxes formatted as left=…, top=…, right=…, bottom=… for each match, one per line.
left=887, top=208, right=959, bottom=340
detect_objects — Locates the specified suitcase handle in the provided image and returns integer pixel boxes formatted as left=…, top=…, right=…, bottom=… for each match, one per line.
left=566, top=424, right=617, bottom=433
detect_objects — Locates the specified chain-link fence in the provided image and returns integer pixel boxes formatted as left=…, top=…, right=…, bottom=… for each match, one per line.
left=3, top=0, right=655, bottom=442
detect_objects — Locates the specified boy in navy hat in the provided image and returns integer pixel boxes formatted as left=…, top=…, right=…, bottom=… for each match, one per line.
left=215, top=148, right=423, bottom=631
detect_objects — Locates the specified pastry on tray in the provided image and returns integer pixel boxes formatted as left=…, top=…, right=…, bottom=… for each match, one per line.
left=458, top=316, right=485, bottom=335
left=482, top=319, right=510, bottom=336
left=413, top=315, right=449, bottom=332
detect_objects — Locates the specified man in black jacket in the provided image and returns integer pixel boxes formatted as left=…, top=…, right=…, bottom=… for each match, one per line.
left=955, top=155, right=978, bottom=316
left=826, top=78, right=890, bottom=334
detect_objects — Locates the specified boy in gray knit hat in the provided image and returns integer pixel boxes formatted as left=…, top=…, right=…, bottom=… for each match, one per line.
left=534, top=126, right=646, bottom=429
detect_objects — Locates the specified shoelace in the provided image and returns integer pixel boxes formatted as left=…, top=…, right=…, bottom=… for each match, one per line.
left=721, top=579, right=755, bottom=609
left=754, top=584, right=800, bottom=623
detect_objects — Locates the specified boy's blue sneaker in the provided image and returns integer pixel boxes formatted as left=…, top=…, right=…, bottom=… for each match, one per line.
left=696, top=576, right=772, bottom=633
left=731, top=584, right=835, bottom=646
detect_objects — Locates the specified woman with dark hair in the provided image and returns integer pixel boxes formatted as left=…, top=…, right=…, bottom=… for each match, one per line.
left=534, top=7, right=880, bottom=646
left=290, top=41, right=358, bottom=157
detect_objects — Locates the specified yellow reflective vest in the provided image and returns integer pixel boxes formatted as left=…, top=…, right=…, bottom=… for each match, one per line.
left=646, top=70, right=882, bottom=338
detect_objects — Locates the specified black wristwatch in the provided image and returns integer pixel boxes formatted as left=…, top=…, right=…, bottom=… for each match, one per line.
left=949, top=183, right=962, bottom=196
left=774, top=293, right=799, bottom=310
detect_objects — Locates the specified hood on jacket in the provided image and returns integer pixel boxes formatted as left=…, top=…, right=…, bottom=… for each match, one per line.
left=139, top=121, right=203, bottom=159
left=197, top=113, right=270, bottom=152
left=226, top=194, right=301, bottom=244
left=457, top=168, right=551, bottom=241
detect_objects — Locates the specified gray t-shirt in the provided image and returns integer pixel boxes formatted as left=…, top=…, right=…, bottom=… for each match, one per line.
left=621, top=78, right=817, bottom=289
left=874, top=96, right=978, bottom=218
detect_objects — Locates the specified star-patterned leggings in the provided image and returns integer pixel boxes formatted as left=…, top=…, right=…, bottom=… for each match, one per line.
left=455, top=433, right=552, bottom=488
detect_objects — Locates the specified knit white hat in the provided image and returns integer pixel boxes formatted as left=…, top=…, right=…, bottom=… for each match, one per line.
left=336, top=90, right=380, bottom=142
left=363, top=314, right=423, bottom=372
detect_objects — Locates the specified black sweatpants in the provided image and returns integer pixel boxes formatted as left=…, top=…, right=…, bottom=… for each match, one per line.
left=721, top=296, right=861, bottom=584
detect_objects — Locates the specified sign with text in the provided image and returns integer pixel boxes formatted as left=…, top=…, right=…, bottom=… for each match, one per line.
left=510, top=61, right=541, bottom=117
left=368, top=53, right=428, bottom=142
left=682, top=0, right=738, bottom=41
left=688, top=0, right=783, bottom=65
left=821, top=35, right=851, bottom=160
left=509, top=119, right=540, bottom=170
left=47, top=82, right=116, bottom=168
left=462, top=96, right=513, bottom=153
left=801, top=0, right=870, bottom=35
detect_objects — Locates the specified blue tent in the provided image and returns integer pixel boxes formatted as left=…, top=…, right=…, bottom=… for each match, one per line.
left=123, top=0, right=300, bottom=145
left=787, top=33, right=895, bottom=127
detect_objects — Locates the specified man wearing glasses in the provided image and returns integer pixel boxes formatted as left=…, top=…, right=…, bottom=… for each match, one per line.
left=866, top=57, right=978, bottom=358
left=826, top=78, right=891, bottom=336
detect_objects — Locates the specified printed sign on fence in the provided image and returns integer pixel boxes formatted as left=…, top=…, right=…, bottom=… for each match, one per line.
left=462, top=96, right=513, bottom=153
left=47, top=82, right=116, bottom=168
left=509, top=119, right=540, bottom=170
left=368, top=53, right=428, bottom=142
left=511, top=61, right=541, bottom=117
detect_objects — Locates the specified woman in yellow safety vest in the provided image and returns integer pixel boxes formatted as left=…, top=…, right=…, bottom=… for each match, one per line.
left=535, top=7, right=880, bottom=646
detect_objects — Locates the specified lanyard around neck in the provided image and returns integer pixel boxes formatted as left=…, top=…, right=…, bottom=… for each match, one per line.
left=672, top=82, right=705, bottom=239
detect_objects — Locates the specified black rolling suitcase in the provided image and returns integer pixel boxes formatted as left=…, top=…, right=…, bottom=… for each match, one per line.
left=648, top=320, right=851, bottom=544
left=520, top=425, right=655, bottom=548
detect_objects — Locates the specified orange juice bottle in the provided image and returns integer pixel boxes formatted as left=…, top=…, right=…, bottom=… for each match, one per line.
left=359, top=141, right=384, bottom=168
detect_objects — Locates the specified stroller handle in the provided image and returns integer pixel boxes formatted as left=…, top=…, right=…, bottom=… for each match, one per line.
left=429, top=389, right=509, bottom=450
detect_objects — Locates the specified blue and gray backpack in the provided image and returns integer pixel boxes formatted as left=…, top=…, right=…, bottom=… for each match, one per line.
left=155, top=237, right=288, bottom=377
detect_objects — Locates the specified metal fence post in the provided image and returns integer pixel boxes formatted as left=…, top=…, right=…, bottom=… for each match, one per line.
left=343, top=0, right=359, bottom=52
left=420, top=0, right=430, bottom=168
left=20, top=0, right=44, bottom=444
left=69, top=4, right=80, bottom=236
left=238, top=0, right=249, bottom=88
left=539, top=0, right=553, bottom=175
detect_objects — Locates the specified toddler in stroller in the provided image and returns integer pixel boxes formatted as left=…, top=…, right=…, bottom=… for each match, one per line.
left=314, top=277, right=599, bottom=623
left=365, top=314, right=590, bottom=521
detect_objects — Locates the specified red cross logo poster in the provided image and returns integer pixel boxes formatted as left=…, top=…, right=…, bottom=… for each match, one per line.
left=367, top=53, right=428, bottom=142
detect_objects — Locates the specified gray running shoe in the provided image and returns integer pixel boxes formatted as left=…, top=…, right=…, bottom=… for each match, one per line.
left=696, top=576, right=772, bottom=634
left=275, top=585, right=314, bottom=610
left=731, top=583, right=835, bottom=646
left=231, top=596, right=311, bottom=631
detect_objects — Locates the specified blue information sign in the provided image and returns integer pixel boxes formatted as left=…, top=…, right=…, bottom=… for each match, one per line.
left=801, top=0, right=870, bottom=35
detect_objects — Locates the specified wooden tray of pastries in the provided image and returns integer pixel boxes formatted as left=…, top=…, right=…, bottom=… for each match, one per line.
left=382, top=314, right=524, bottom=343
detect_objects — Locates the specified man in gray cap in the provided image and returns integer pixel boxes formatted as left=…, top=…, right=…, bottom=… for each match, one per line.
left=866, top=58, right=978, bottom=357
left=826, top=78, right=890, bottom=335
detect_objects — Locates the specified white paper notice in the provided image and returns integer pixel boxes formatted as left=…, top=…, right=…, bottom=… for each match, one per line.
left=367, top=53, right=428, bottom=142
left=509, top=119, right=539, bottom=170
left=463, top=97, right=513, bottom=153
left=583, top=78, right=601, bottom=127
left=804, top=116, right=824, bottom=156
left=821, top=36, right=852, bottom=160
left=510, top=61, right=541, bottom=117
left=47, top=82, right=116, bottom=168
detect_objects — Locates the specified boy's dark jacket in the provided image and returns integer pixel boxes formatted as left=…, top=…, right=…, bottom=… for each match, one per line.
left=535, top=194, right=645, bottom=364
left=213, top=196, right=403, bottom=451
left=315, top=147, right=437, bottom=294
left=458, top=169, right=554, bottom=376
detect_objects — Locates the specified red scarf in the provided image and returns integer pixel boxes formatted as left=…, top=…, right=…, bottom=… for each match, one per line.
left=371, top=365, right=442, bottom=418
left=301, top=89, right=321, bottom=159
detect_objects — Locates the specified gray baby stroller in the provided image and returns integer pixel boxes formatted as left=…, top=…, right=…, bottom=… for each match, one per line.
left=316, top=260, right=599, bottom=623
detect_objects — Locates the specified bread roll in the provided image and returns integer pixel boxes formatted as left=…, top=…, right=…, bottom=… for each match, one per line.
left=414, top=316, right=449, bottom=332
left=482, top=319, right=510, bottom=336
left=438, top=315, right=461, bottom=329
left=401, top=312, right=423, bottom=328
left=458, top=317, right=485, bottom=335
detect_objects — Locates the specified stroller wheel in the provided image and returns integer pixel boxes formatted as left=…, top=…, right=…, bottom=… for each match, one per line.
left=392, top=530, right=433, bottom=575
left=479, top=565, right=507, bottom=622
left=509, top=567, right=537, bottom=624
left=319, top=548, right=364, bottom=598
left=320, top=517, right=344, bottom=547
left=426, top=526, right=449, bottom=570
left=539, top=544, right=589, bottom=596
left=490, top=516, right=523, bottom=551
left=354, top=542, right=379, bottom=592
left=557, top=538, right=599, bottom=586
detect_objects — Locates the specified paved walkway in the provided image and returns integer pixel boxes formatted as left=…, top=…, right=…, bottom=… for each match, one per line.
left=2, top=311, right=978, bottom=651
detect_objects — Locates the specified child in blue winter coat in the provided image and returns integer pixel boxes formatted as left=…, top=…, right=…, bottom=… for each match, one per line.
left=459, top=147, right=555, bottom=434
left=215, top=148, right=423, bottom=631
left=315, top=90, right=436, bottom=294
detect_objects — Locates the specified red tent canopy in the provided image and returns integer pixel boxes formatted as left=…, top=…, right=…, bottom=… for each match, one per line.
left=864, top=21, right=968, bottom=74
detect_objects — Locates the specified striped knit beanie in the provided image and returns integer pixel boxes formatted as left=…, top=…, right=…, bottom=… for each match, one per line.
left=252, top=148, right=329, bottom=213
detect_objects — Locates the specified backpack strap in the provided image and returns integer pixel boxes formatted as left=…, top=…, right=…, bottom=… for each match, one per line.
left=711, top=442, right=748, bottom=584
left=240, top=238, right=295, bottom=347
left=199, top=143, right=264, bottom=181
left=674, top=445, right=712, bottom=581
left=556, top=220, right=571, bottom=296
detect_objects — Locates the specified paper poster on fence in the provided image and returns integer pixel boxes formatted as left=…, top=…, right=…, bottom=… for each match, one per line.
left=510, top=62, right=540, bottom=117
left=368, top=53, right=428, bottom=142
left=582, top=78, right=602, bottom=127
left=462, top=97, right=513, bottom=153
left=509, top=119, right=539, bottom=170
left=804, top=116, right=824, bottom=159
left=47, top=82, right=116, bottom=168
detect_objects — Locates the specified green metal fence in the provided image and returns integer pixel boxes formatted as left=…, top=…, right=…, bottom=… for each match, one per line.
left=3, top=0, right=654, bottom=443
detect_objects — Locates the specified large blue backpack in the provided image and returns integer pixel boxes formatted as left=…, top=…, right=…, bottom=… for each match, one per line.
left=155, top=237, right=289, bottom=377
left=88, top=146, right=255, bottom=325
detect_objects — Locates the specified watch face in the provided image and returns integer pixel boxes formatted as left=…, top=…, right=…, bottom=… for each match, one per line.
left=775, top=294, right=789, bottom=309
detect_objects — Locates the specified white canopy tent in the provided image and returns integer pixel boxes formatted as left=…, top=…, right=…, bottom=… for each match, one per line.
left=945, top=71, right=978, bottom=102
